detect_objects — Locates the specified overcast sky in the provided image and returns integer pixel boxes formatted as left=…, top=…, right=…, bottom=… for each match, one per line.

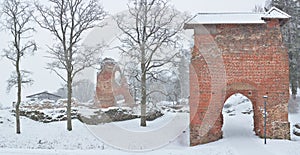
left=102, top=0, right=267, bottom=14
left=0, top=0, right=267, bottom=106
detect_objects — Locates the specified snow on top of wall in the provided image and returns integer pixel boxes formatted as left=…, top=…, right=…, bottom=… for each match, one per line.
left=187, top=13, right=265, bottom=25
left=185, top=7, right=290, bottom=25
left=262, top=7, right=291, bottom=19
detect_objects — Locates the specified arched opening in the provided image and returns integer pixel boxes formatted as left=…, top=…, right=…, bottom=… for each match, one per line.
left=222, top=93, right=255, bottom=138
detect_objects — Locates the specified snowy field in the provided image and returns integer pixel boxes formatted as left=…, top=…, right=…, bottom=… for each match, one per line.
left=1, top=93, right=300, bottom=155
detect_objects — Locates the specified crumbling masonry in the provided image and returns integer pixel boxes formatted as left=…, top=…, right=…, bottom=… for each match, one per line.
left=185, top=7, right=291, bottom=145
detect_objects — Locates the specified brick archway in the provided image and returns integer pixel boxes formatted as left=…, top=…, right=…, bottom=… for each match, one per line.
left=185, top=9, right=291, bottom=146
left=222, top=92, right=256, bottom=136
left=223, top=82, right=259, bottom=137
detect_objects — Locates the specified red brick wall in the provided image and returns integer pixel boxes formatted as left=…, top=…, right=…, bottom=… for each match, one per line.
left=95, top=61, right=134, bottom=108
left=190, top=19, right=290, bottom=146
left=95, top=62, right=116, bottom=108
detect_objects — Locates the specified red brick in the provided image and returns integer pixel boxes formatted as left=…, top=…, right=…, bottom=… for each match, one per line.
left=189, top=20, right=290, bottom=146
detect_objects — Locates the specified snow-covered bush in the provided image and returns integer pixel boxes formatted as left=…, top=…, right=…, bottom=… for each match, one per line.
left=15, top=107, right=78, bottom=123
left=223, top=103, right=232, bottom=109
left=293, top=123, right=300, bottom=136
left=179, top=98, right=189, bottom=105
left=77, top=106, right=164, bottom=125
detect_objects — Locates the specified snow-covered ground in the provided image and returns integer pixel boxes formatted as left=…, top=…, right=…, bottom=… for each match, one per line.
left=1, top=93, right=300, bottom=155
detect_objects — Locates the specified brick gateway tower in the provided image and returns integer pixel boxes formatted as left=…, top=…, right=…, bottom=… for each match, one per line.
left=184, top=7, right=291, bottom=146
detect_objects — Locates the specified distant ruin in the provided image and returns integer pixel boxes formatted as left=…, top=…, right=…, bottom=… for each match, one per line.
left=94, top=58, right=134, bottom=108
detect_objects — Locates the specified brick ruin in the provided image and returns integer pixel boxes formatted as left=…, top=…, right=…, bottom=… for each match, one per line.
left=185, top=8, right=291, bottom=146
left=94, top=58, right=134, bottom=108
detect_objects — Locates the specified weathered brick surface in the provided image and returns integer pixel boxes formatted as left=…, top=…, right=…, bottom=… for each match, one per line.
left=189, top=19, right=290, bottom=146
left=95, top=59, right=134, bottom=108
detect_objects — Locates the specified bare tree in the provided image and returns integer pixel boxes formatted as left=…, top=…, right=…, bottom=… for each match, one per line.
left=177, top=50, right=190, bottom=100
left=1, top=0, right=36, bottom=134
left=252, top=4, right=265, bottom=13
left=115, top=0, right=189, bottom=126
left=54, top=79, right=95, bottom=102
left=268, top=0, right=300, bottom=99
left=34, top=0, right=106, bottom=131
left=55, top=86, right=67, bottom=99
left=72, top=79, right=95, bottom=102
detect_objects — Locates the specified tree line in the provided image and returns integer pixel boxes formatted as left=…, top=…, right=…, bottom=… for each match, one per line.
left=0, top=0, right=106, bottom=133
left=0, top=0, right=189, bottom=133
left=1, top=0, right=298, bottom=135
left=267, top=0, right=300, bottom=99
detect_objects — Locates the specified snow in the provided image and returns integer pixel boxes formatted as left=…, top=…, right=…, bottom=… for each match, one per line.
left=0, top=109, right=103, bottom=150
left=76, top=107, right=98, bottom=118
left=188, top=13, right=265, bottom=24
left=289, top=112, right=300, bottom=141
left=86, top=110, right=189, bottom=151
left=186, top=7, right=290, bottom=25
left=262, top=7, right=291, bottom=19
left=1, top=93, right=300, bottom=154
left=293, top=125, right=300, bottom=134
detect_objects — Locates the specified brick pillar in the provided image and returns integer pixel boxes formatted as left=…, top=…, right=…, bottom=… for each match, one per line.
left=189, top=25, right=226, bottom=145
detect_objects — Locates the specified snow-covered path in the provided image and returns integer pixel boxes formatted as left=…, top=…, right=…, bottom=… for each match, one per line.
left=222, top=113, right=274, bottom=155
left=219, top=94, right=300, bottom=155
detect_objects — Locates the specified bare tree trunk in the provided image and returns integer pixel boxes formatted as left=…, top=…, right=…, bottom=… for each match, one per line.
left=67, top=72, right=72, bottom=131
left=141, top=64, right=147, bottom=127
left=291, top=80, right=297, bottom=100
left=2, top=0, right=36, bottom=135
left=16, top=89, right=21, bottom=134
left=140, top=44, right=147, bottom=127
left=15, top=103, right=21, bottom=134
left=16, top=54, right=21, bottom=134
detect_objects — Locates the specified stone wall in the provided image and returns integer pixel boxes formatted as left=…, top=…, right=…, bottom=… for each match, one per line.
left=189, top=19, right=290, bottom=146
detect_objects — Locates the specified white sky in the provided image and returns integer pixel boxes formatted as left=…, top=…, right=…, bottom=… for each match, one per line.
left=102, top=0, right=267, bottom=14
left=0, top=0, right=267, bottom=106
